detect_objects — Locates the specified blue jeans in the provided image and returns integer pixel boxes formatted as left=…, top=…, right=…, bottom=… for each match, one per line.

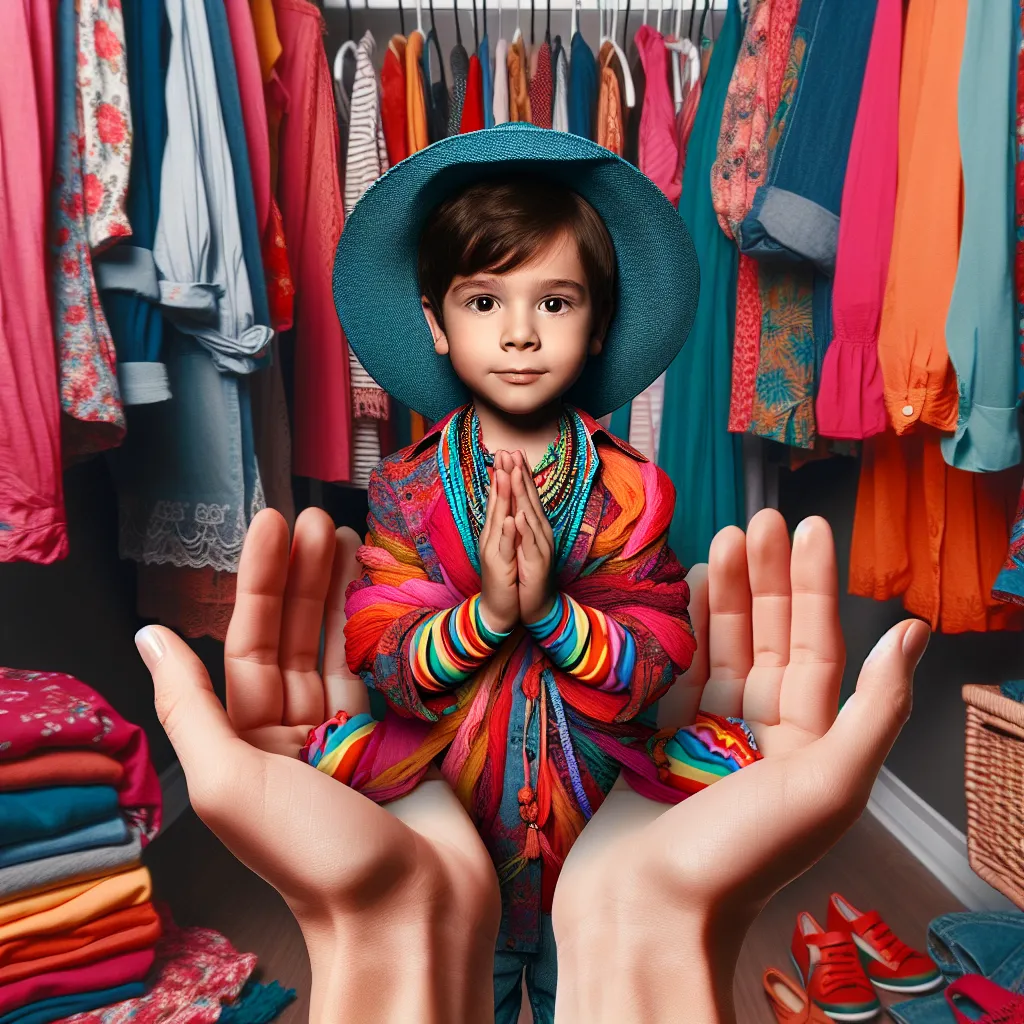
left=739, top=0, right=878, bottom=275
left=494, top=914, right=557, bottom=1024
left=889, top=911, right=1024, bottom=1023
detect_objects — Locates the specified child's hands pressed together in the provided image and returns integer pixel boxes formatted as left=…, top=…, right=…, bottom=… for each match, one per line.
left=507, top=449, right=556, bottom=625
left=479, top=453, right=521, bottom=635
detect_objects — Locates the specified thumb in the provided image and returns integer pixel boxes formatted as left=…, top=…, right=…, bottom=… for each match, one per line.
left=136, top=625, right=241, bottom=782
left=820, top=618, right=929, bottom=784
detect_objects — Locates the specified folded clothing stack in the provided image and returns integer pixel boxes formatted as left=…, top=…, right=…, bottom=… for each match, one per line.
left=0, top=668, right=162, bottom=1024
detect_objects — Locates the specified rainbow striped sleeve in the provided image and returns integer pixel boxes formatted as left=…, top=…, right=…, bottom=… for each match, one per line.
left=648, top=713, right=761, bottom=795
left=525, top=592, right=636, bottom=693
left=300, top=711, right=378, bottom=786
left=408, top=593, right=514, bottom=693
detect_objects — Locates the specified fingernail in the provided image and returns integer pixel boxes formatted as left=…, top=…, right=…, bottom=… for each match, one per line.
left=902, top=620, right=931, bottom=670
left=135, top=627, right=164, bottom=671
left=793, top=518, right=812, bottom=541
left=863, top=627, right=897, bottom=669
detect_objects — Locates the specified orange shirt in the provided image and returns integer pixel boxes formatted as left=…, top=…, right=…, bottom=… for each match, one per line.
left=507, top=36, right=531, bottom=123
left=876, top=0, right=963, bottom=435
left=597, top=42, right=624, bottom=156
left=850, top=428, right=1024, bottom=634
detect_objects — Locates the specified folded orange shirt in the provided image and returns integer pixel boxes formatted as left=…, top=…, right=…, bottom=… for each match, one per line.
left=0, top=752, right=124, bottom=793
left=0, top=866, right=151, bottom=940
left=0, top=901, right=161, bottom=985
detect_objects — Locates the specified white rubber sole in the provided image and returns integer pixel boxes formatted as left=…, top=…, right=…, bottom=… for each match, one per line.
left=788, top=951, right=881, bottom=1022
left=868, top=974, right=944, bottom=994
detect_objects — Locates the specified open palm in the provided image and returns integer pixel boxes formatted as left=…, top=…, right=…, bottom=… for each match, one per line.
left=554, top=509, right=928, bottom=948
left=142, top=507, right=499, bottom=936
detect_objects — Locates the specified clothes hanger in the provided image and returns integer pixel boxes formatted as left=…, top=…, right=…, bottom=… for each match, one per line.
left=333, top=39, right=358, bottom=85
left=513, top=0, right=522, bottom=44
left=414, top=0, right=425, bottom=38
left=621, top=0, right=630, bottom=48
left=604, top=0, right=637, bottom=106
left=570, top=0, right=580, bottom=38
left=398, top=0, right=406, bottom=38
left=455, top=0, right=464, bottom=48
left=663, top=0, right=684, bottom=107
left=472, top=0, right=479, bottom=50
left=530, top=0, right=535, bottom=47
left=545, top=0, right=551, bottom=45
left=699, top=0, right=713, bottom=42
left=687, top=0, right=697, bottom=40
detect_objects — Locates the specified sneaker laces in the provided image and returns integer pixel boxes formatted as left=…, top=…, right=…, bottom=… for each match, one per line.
left=816, top=938, right=867, bottom=997
left=864, top=919, right=913, bottom=965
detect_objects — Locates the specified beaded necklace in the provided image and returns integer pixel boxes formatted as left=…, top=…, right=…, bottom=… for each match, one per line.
left=438, top=405, right=599, bottom=575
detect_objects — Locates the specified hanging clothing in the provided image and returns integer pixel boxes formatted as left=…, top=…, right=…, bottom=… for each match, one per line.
left=460, top=52, right=485, bottom=132
left=224, top=0, right=294, bottom=526
left=941, top=0, right=1019, bottom=473
left=275, top=0, right=352, bottom=483
left=77, top=0, right=132, bottom=253
left=422, top=28, right=450, bottom=143
left=225, top=0, right=294, bottom=335
left=252, top=0, right=285, bottom=194
left=739, top=0, right=878, bottom=276
left=478, top=34, right=494, bottom=130
left=815, top=0, right=899, bottom=442
left=659, top=0, right=745, bottom=567
left=345, top=30, right=390, bottom=490
left=382, top=35, right=408, bottom=165
left=850, top=428, right=1024, bottom=635
left=874, top=0, right=962, bottom=438
left=622, top=36, right=644, bottom=168
left=114, top=0, right=265, bottom=574
left=597, top=42, right=624, bottom=156
left=529, top=40, right=553, bottom=129
left=568, top=31, right=597, bottom=140
left=551, top=35, right=569, bottom=132
left=449, top=39, right=470, bottom=136
left=508, top=35, right=531, bottom=122
left=493, top=37, right=510, bottom=124
left=95, top=0, right=168, bottom=408
left=0, top=0, right=67, bottom=564
left=720, top=0, right=799, bottom=435
left=405, top=31, right=429, bottom=153
left=52, top=0, right=126, bottom=461
left=344, top=32, right=389, bottom=218
left=635, top=26, right=680, bottom=206
left=1017, top=0, right=1024, bottom=405
left=674, top=40, right=701, bottom=182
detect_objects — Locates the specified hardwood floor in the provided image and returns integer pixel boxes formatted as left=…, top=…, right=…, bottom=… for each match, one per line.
left=145, top=809, right=963, bottom=1023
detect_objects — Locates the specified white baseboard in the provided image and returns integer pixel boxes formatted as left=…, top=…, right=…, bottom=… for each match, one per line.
left=867, top=766, right=1016, bottom=912
left=157, top=761, right=190, bottom=837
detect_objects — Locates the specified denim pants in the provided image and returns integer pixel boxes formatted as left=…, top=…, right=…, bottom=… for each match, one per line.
left=739, top=0, right=878, bottom=275
left=494, top=913, right=557, bottom=1024
left=888, top=911, right=1024, bottom=1023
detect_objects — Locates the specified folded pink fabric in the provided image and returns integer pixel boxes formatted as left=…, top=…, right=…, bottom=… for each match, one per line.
left=0, top=669, right=161, bottom=842
left=0, top=948, right=154, bottom=1015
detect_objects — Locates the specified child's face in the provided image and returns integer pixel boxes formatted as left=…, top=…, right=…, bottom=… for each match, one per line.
left=421, top=232, right=603, bottom=417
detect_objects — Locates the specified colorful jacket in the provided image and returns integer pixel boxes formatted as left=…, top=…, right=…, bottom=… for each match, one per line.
left=323, top=407, right=699, bottom=951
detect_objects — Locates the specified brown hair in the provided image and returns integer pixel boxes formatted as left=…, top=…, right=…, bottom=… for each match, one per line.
left=418, top=177, right=617, bottom=337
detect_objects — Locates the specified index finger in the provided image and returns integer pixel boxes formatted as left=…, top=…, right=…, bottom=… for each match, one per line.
left=224, top=509, right=290, bottom=733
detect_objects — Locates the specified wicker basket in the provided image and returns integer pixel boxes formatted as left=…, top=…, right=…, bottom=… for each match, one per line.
left=963, top=684, right=1024, bottom=909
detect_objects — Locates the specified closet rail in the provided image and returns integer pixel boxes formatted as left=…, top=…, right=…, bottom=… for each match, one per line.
left=324, top=0, right=728, bottom=9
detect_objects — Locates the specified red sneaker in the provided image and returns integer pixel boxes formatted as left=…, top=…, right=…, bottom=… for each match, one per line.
left=791, top=912, right=881, bottom=1022
left=827, top=893, right=943, bottom=994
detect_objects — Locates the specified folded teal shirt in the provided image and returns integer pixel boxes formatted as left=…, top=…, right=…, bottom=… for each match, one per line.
left=0, top=786, right=120, bottom=848
left=0, top=984, right=146, bottom=1024
left=0, top=815, right=128, bottom=869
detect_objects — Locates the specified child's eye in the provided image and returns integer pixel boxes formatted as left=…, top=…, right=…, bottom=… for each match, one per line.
left=542, top=298, right=570, bottom=314
left=468, top=296, right=496, bottom=313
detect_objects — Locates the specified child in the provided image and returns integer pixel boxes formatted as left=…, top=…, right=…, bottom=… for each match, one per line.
left=299, top=124, right=761, bottom=1023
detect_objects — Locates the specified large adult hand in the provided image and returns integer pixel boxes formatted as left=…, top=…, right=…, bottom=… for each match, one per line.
left=135, top=508, right=500, bottom=1024
left=552, top=509, right=930, bottom=1024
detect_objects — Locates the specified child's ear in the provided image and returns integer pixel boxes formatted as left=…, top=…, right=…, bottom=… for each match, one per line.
left=588, top=334, right=604, bottom=357
left=421, top=297, right=450, bottom=356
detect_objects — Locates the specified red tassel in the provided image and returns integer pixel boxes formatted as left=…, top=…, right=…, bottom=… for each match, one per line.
left=525, top=824, right=541, bottom=860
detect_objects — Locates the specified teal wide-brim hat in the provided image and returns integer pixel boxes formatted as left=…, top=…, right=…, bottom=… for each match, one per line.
left=332, top=123, right=700, bottom=422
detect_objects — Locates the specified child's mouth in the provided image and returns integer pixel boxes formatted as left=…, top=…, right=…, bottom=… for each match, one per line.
left=495, top=370, right=547, bottom=384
